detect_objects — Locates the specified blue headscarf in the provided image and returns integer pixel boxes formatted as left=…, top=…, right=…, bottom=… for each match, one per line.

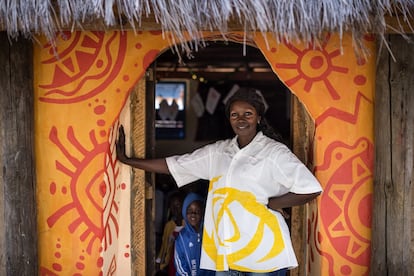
left=182, top=192, right=204, bottom=224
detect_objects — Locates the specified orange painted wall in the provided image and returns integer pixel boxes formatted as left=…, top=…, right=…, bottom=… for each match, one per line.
left=34, top=31, right=374, bottom=275
left=255, top=33, right=374, bottom=275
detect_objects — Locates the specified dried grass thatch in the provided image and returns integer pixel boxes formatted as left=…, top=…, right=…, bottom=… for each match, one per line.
left=1, top=0, right=414, bottom=54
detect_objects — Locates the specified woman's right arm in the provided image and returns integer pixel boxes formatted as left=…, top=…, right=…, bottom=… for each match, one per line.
left=116, top=125, right=170, bottom=174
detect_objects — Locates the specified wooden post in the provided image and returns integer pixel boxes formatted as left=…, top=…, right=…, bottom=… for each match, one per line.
left=290, top=93, right=315, bottom=276
left=0, top=33, right=37, bottom=275
left=372, top=34, right=414, bottom=275
left=371, top=34, right=390, bottom=275
left=145, top=66, right=156, bottom=275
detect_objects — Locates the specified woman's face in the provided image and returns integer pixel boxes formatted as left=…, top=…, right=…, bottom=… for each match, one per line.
left=229, top=100, right=261, bottom=146
left=186, top=201, right=203, bottom=231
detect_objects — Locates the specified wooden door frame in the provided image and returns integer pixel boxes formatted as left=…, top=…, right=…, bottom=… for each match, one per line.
left=129, top=68, right=156, bottom=275
left=290, top=94, right=315, bottom=276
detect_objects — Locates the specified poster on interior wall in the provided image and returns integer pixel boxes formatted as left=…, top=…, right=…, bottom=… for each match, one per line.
left=205, top=87, right=221, bottom=114
left=195, top=83, right=234, bottom=141
left=255, top=90, right=269, bottom=112
left=155, top=81, right=186, bottom=139
left=191, top=92, right=205, bottom=117
left=222, top=84, right=240, bottom=104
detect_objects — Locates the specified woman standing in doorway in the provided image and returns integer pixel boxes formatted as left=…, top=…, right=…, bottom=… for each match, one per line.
left=116, top=87, right=322, bottom=275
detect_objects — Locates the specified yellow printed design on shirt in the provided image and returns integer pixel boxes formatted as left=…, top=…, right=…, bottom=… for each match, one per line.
left=202, top=179, right=285, bottom=272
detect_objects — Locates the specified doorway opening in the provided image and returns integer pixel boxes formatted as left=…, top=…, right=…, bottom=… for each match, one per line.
left=149, top=41, right=295, bottom=275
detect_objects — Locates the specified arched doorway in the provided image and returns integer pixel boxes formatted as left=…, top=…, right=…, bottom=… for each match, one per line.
left=34, top=30, right=374, bottom=275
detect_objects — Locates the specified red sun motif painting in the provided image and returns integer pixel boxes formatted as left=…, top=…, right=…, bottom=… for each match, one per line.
left=38, top=31, right=127, bottom=104
left=46, top=126, right=119, bottom=255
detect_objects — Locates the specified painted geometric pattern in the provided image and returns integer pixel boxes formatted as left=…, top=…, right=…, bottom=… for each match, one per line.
left=34, top=31, right=374, bottom=275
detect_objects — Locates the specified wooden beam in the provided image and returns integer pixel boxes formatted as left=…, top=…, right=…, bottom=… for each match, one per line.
left=155, top=71, right=278, bottom=82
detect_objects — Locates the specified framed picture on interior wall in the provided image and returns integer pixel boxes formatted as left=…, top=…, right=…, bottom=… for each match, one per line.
left=155, top=81, right=187, bottom=139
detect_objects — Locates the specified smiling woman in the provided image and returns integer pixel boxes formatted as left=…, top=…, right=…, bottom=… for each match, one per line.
left=228, top=99, right=261, bottom=148
left=225, top=87, right=283, bottom=147
left=116, top=86, right=322, bottom=275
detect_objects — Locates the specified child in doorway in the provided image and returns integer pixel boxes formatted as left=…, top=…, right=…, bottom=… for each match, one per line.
left=156, top=191, right=185, bottom=275
left=174, top=193, right=215, bottom=276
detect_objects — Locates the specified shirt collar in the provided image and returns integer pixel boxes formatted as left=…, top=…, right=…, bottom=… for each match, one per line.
left=230, top=131, right=264, bottom=150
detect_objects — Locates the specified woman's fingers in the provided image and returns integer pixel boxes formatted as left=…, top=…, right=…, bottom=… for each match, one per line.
left=116, top=125, right=126, bottom=161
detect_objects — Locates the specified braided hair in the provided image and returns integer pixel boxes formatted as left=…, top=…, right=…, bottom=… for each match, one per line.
left=224, top=87, right=283, bottom=142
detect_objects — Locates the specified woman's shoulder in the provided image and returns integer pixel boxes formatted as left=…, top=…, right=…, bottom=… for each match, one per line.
left=198, top=138, right=234, bottom=151
left=258, top=134, right=288, bottom=149
left=255, top=135, right=297, bottom=159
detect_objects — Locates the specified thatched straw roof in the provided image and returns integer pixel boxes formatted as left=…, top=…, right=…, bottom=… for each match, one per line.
left=1, top=0, right=414, bottom=53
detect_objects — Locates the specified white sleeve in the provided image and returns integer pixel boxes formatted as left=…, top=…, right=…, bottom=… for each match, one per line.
left=166, top=144, right=213, bottom=187
left=272, top=146, right=323, bottom=194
